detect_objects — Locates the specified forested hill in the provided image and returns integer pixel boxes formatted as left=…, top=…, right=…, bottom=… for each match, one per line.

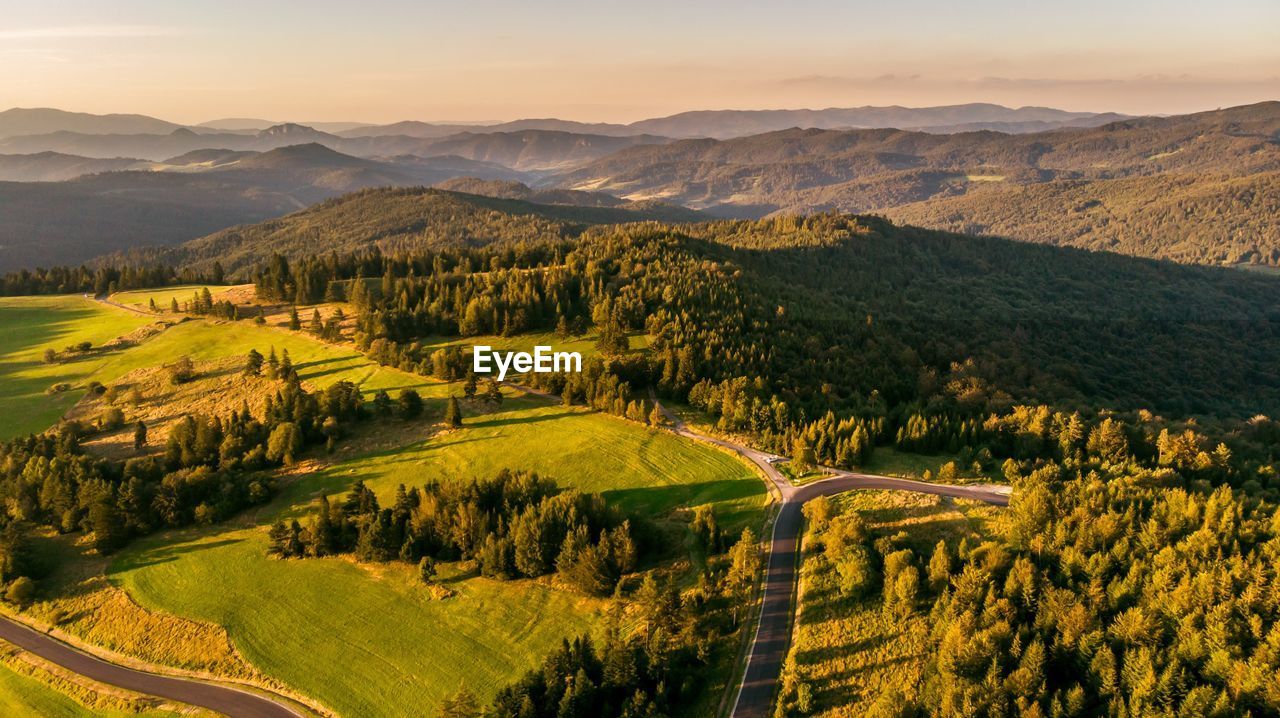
left=556, top=102, right=1280, bottom=266
left=118, top=187, right=694, bottom=275
left=653, top=215, right=1280, bottom=416
left=97, top=186, right=1280, bottom=417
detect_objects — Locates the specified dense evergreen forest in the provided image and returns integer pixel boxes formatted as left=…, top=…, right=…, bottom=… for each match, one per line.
left=246, top=209, right=1280, bottom=428
left=780, top=445, right=1280, bottom=716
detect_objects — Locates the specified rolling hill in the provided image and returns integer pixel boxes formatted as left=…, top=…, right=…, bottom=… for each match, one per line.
left=0, top=151, right=145, bottom=181
left=434, top=177, right=707, bottom=222
left=559, top=102, right=1280, bottom=264
left=883, top=171, right=1280, bottom=265
left=0, top=108, right=183, bottom=138
left=0, top=146, right=525, bottom=271
left=341, top=104, right=1126, bottom=140
left=0, top=123, right=671, bottom=168
left=115, top=186, right=710, bottom=275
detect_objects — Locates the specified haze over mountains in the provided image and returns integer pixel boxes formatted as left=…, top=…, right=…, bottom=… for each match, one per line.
left=0, top=104, right=1129, bottom=144
left=0, top=101, right=1277, bottom=273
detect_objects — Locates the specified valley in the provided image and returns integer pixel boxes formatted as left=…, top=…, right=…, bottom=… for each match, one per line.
left=0, top=74, right=1278, bottom=718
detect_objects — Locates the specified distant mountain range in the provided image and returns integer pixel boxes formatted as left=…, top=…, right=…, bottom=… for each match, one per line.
left=557, top=102, right=1280, bottom=265
left=0, top=103, right=1127, bottom=144
left=0, top=144, right=523, bottom=271
left=2, top=101, right=1279, bottom=274
left=0, top=122, right=666, bottom=170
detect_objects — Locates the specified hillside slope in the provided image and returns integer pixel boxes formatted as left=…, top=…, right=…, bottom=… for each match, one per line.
left=558, top=102, right=1280, bottom=264
left=0, top=147, right=525, bottom=271
left=129, top=187, right=696, bottom=274
left=883, top=172, right=1280, bottom=265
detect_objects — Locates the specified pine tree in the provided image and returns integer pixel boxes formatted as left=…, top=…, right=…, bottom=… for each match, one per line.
left=89, top=499, right=127, bottom=554
left=927, top=540, right=952, bottom=593
left=485, top=378, right=503, bottom=405
left=133, top=421, right=147, bottom=450
left=244, top=348, right=264, bottom=376
left=288, top=307, right=301, bottom=330
left=445, top=396, right=463, bottom=428
left=266, top=347, right=279, bottom=379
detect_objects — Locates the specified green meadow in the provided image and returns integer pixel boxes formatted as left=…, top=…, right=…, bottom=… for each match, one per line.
left=111, top=526, right=606, bottom=718
left=0, top=296, right=154, bottom=439
left=286, top=391, right=765, bottom=527
left=108, top=285, right=230, bottom=311
left=0, top=296, right=440, bottom=439
left=4, top=295, right=769, bottom=715
left=109, top=390, right=765, bottom=717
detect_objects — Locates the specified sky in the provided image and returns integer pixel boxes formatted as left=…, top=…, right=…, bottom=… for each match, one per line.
left=1, top=0, right=1278, bottom=124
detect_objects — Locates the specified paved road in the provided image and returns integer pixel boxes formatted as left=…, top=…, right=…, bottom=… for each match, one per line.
left=0, top=616, right=302, bottom=718
left=647, top=396, right=1010, bottom=718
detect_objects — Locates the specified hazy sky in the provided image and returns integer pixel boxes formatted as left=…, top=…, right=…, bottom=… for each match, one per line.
left=2, top=0, right=1278, bottom=123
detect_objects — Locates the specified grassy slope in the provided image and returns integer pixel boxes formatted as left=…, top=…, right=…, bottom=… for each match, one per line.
left=285, top=391, right=763, bottom=528
left=787, top=491, right=998, bottom=715
left=0, top=297, right=440, bottom=437
left=109, top=390, right=764, bottom=717
left=3, top=296, right=766, bottom=716
left=111, top=529, right=604, bottom=718
left=108, top=285, right=230, bottom=311
left=0, top=296, right=153, bottom=439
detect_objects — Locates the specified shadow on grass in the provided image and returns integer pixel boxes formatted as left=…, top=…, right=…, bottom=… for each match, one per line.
left=602, top=479, right=765, bottom=526
left=465, top=409, right=576, bottom=429
left=113, top=537, right=246, bottom=571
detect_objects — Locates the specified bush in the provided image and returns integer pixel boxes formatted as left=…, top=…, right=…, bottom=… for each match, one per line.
left=168, top=356, right=197, bottom=385
left=5, top=577, right=36, bottom=607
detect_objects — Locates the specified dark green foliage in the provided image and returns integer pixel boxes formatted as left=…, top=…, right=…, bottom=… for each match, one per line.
left=444, top=396, right=462, bottom=428
left=243, top=349, right=264, bottom=376
left=88, top=498, right=126, bottom=554
left=276, top=471, right=641, bottom=596
left=0, top=379, right=374, bottom=556
left=487, top=565, right=748, bottom=717
left=0, top=263, right=212, bottom=297
left=397, top=389, right=423, bottom=420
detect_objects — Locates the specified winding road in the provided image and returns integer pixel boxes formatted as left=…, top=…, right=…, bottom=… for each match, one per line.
left=0, top=616, right=302, bottom=717
left=649, top=399, right=1010, bottom=718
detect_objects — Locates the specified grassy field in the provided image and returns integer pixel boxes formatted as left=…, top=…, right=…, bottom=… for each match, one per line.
left=283, top=390, right=765, bottom=527
left=83, top=320, right=437, bottom=399
left=0, top=295, right=443, bottom=440
left=785, top=491, right=999, bottom=716
left=0, top=296, right=155, bottom=439
left=107, top=388, right=765, bottom=717
left=108, top=286, right=230, bottom=312
left=4, top=295, right=769, bottom=716
left=111, top=527, right=605, bottom=718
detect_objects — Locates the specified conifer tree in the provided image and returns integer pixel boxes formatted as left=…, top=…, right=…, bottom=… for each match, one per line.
left=445, top=396, right=463, bottom=428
